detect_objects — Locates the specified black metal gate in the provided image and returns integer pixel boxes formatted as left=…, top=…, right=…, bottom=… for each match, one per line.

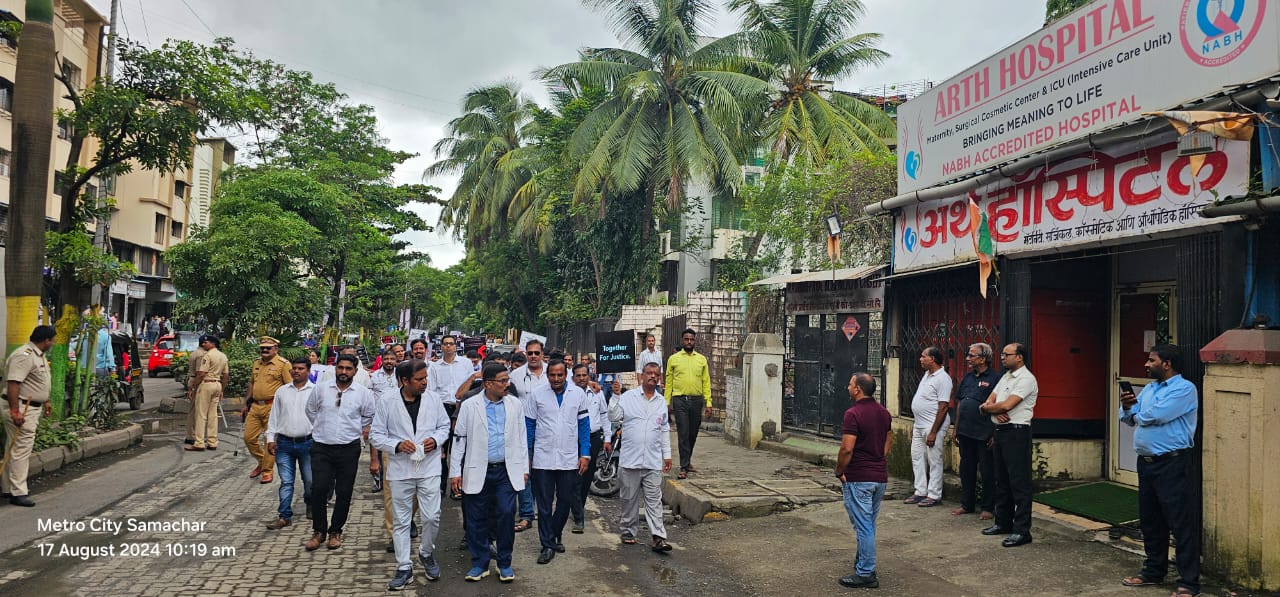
left=787, top=313, right=870, bottom=437
left=661, top=313, right=688, bottom=365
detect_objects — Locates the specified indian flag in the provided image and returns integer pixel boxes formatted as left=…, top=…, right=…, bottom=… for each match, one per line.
left=969, top=196, right=996, bottom=298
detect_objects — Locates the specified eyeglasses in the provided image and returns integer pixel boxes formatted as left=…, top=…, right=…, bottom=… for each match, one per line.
left=335, top=390, right=344, bottom=409
left=526, top=351, right=541, bottom=356
left=485, top=378, right=510, bottom=385
left=259, top=347, right=273, bottom=353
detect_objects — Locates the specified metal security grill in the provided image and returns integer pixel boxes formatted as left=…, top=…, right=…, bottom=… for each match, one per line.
left=892, top=267, right=1002, bottom=417
left=1175, top=233, right=1220, bottom=389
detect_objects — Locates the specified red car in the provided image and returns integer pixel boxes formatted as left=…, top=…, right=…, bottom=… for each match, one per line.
left=147, top=331, right=200, bottom=377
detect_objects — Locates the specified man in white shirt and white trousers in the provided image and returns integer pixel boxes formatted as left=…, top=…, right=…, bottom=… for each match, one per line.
left=609, top=362, right=674, bottom=553
left=370, top=359, right=451, bottom=591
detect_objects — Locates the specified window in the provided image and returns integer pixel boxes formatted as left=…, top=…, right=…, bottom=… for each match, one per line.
left=61, top=59, right=81, bottom=90
left=170, top=221, right=183, bottom=241
left=0, top=78, right=12, bottom=112
left=0, top=149, right=9, bottom=177
left=174, top=180, right=188, bottom=200
left=154, top=214, right=167, bottom=245
left=57, top=121, right=73, bottom=140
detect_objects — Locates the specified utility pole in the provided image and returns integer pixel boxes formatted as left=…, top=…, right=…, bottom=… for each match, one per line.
left=91, top=0, right=119, bottom=314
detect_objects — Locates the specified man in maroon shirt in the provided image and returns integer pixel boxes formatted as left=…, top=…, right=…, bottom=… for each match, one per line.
left=835, top=372, right=893, bottom=589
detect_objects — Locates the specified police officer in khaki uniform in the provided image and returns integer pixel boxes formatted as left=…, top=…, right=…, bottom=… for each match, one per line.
left=183, top=340, right=208, bottom=445
left=185, top=335, right=228, bottom=451
left=243, top=336, right=290, bottom=484
left=2, top=325, right=55, bottom=507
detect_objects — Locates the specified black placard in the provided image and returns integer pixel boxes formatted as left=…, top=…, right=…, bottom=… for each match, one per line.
left=595, top=330, right=636, bottom=374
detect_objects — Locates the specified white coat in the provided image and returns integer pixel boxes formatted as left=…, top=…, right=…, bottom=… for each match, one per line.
left=450, top=394, right=529, bottom=495
left=370, top=390, right=451, bottom=481
left=525, top=383, right=590, bottom=471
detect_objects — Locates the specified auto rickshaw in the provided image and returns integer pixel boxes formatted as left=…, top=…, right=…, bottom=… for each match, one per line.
left=110, top=330, right=145, bottom=410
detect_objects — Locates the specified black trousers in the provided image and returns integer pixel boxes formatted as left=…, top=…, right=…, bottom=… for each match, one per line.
left=572, top=431, right=605, bottom=524
left=672, top=395, right=704, bottom=471
left=1138, top=453, right=1200, bottom=593
left=309, top=440, right=361, bottom=535
left=991, top=425, right=1033, bottom=535
left=957, top=434, right=996, bottom=513
left=532, top=468, right=578, bottom=549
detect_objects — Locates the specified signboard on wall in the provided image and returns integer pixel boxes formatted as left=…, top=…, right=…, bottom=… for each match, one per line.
left=786, top=278, right=885, bottom=315
left=892, top=136, right=1249, bottom=272
left=896, top=0, right=1278, bottom=193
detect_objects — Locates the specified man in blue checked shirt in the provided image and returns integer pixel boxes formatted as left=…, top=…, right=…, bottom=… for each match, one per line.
left=1117, top=344, right=1200, bottom=597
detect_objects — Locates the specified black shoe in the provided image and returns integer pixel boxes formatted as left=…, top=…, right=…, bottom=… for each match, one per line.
left=9, top=495, right=35, bottom=507
left=1002, top=533, right=1032, bottom=547
left=572, top=521, right=585, bottom=534
left=183, top=438, right=195, bottom=445
left=410, top=522, right=419, bottom=539
left=838, top=573, right=878, bottom=588
left=370, top=477, right=383, bottom=493
left=386, top=541, right=395, bottom=553
left=387, top=568, right=414, bottom=591
left=981, top=525, right=1011, bottom=536
left=553, top=542, right=565, bottom=553
left=537, top=547, right=555, bottom=564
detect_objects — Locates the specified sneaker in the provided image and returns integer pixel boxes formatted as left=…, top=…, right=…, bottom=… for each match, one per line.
left=572, top=521, right=585, bottom=534
left=326, top=532, right=343, bottom=550
left=838, top=572, right=879, bottom=588
left=387, top=569, right=413, bottom=591
left=419, top=553, right=441, bottom=581
left=498, top=566, right=515, bottom=582
left=304, top=532, right=325, bottom=551
left=464, top=566, right=490, bottom=582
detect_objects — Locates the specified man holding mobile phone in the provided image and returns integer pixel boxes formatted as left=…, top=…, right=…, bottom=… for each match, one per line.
left=1118, top=345, right=1200, bottom=597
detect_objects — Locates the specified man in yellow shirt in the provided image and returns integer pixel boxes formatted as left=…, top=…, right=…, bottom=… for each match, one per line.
left=664, top=328, right=710, bottom=480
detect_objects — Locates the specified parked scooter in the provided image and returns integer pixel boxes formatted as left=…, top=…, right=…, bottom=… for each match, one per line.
left=589, top=428, right=622, bottom=497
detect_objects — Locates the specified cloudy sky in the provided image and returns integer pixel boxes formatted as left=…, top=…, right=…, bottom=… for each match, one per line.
left=84, top=0, right=1047, bottom=268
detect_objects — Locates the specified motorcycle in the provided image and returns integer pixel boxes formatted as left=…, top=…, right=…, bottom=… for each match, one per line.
left=589, top=428, right=622, bottom=497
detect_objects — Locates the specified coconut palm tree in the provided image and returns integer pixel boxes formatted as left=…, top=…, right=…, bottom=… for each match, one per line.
left=726, top=0, right=895, bottom=165
left=6, top=0, right=56, bottom=352
left=544, top=0, right=773, bottom=243
left=425, top=82, right=539, bottom=250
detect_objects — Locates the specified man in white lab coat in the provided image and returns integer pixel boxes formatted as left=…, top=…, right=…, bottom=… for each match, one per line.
left=450, top=363, right=529, bottom=583
left=524, top=360, right=591, bottom=565
left=370, top=358, right=451, bottom=591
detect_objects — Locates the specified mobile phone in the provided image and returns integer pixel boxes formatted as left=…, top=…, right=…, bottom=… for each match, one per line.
left=1118, top=380, right=1134, bottom=394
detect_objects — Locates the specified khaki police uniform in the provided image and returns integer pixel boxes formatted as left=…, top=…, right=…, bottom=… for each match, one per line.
left=3, top=342, right=51, bottom=497
left=192, top=347, right=228, bottom=449
left=245, top=337, right=290, bottom=476
left=184, top=345, right=207, bottom=442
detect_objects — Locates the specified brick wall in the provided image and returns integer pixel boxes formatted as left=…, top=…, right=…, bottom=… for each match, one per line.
left=686, top=291, right=749, bottom=419
left=614, top=304, right=685, bottom=349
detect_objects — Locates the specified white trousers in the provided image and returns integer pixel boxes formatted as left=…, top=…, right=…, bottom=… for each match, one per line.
left=619, top=467, right=666, bottom=539
left=390, top=476, right=441, bottom=571
left=911, top=425, right=948, bottom=500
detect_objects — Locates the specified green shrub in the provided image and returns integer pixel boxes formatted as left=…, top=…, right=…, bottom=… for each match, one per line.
left=34, top=415, right=85, bottom=452
left=225, top=358, right=253, bottom=398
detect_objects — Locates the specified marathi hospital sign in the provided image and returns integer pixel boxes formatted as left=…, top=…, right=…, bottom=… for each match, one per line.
left=896, top=0, right=1278, bottom=193
left=892, top=136, right=1249, bottom=272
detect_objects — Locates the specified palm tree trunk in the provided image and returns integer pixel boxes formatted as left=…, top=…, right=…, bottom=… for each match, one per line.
left=6, top=1, right=56, bottom=355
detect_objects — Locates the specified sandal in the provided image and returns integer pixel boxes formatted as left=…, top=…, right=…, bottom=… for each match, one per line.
left=1121, top=576, right=1159, bottom=587
left=621, top=533, right=637, bottom=545
left=513, top=519, right=531, bottom=533
left=676, top=471, right=687, bottom=480
left=651, top=537, right=672, bottom=553
left=1171, top=587, right=1199, bottom=597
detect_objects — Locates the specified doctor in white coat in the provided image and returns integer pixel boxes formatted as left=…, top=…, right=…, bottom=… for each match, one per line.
left=370, top=359, right=451, bottom=591
left=450, top=362, right=529, bottom=583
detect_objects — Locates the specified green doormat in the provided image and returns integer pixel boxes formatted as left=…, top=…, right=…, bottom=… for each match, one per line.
left=1034, top=482, right=1139, bottom=526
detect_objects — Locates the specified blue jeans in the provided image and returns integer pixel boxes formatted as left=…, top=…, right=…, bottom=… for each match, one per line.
left=463, top=464, right=517, bottom=570
left=275, top=436, right=313, bottom=521
left=842, top=481, right=887, bottom=576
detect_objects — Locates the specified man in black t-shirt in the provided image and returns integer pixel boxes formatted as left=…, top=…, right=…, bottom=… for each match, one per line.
left=950, top=342, right=1000, bottom=519
left=834, top=372, right=892, bottom=589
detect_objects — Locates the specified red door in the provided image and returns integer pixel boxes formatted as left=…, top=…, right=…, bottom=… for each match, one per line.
left=1030, top=290, right=1109, bottom=430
